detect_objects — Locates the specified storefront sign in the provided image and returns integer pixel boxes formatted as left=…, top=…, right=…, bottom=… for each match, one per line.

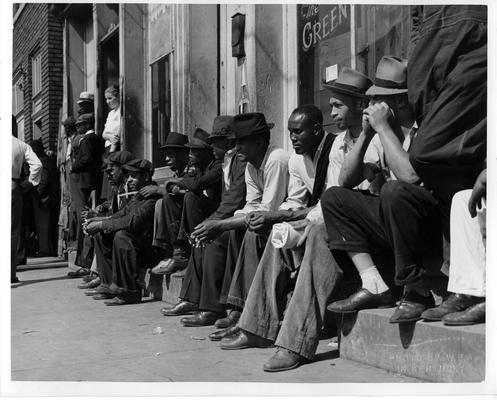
left=299, top=5, right=350, bottom=52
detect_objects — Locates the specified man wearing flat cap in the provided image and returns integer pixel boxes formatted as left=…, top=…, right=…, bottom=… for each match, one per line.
left=84, top=159, right=161, bottom=305
left=161, top=115, right=248, bottom=325
left=143, top=128, right=223, bottom=275
left=220, top=69, right=377, bottom=371
left=77, top=91, right=95, bottom=116
left=323, top=56, right=442, bottom=324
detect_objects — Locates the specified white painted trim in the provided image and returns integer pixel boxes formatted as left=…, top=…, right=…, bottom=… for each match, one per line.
left=13, top=4, right=26, bottom=25
left=244, top=4, right=256, bottom=112
left=282, top=4, right=298, bottom=152
left=350, top=5, right=356, bottom=69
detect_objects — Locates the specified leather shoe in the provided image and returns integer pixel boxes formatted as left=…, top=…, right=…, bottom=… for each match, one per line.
left=220, top=329, right=272, bottom=350
left=78, top=277, right=101, bottom=289
left=215, top=310, right=241, bottom=328
left=67, top=268, right=90, bottom=278
left=181, top=311, right=226, bottom=327
left=82, top=274, right=98, bottom=283
left=93, top=293, right=116, bottom=300
left=389, top=290, right=435, bottom=323
left=263, top=347, right=306, bottom=372
left=105, top=296, right=140, bottom=306
left=85, top=285, right=112, bottom=296
left=421, top=293, right=484, bottom=321
left=328, top=288, right=395, bottom=313
left=443, top=301, right=485, bottom=326
left=161, top=300, right=198, bottom=316
left=209, top=325, right=240, bottom=341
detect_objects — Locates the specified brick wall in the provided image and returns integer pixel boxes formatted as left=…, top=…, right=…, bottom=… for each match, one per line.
left=13, top=3, right=63, bottom=152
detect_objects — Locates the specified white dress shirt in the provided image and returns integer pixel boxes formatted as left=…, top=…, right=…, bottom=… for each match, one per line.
left=235, top=145, right=290, bottom=215
left=222, top=148, right=237, bottom=191
left=103, top=107, right=121, bottom=149
left=12, top=136, right=42, bottom=185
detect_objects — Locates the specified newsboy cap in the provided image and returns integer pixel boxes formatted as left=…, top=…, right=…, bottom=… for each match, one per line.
left=62, top=116, right=77, bottom=128
left=228, top=112, right=274, bottom=140
left=102, top=150, right=135, bottom=171
left=366, top=56, right=408, bottom=96
left=123, top=159, right=154, bottom=175
left=322, top=67, right=373, bottom=98
left=160, top=131, right=189, bottom=150
left=206, top=115, right=234, bottom=143
left=76, top=113, right=95, bottom=126
left=77, top=91, right=94, bottom=104
left=185, top=128, right=211, bottom=149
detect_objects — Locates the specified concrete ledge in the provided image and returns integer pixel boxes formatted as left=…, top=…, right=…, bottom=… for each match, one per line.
left=161, top=270, right=185, bottom=304
left=337, top=308, right=485, bottom=382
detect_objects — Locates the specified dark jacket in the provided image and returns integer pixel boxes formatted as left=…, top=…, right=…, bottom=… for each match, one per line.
left=176, top=159, right=223, bottom=202
left=71, top=131, right=102, bottom=190
left=209, top=151, right=247, bottom=220
left=36, top=154, right=60, bottom=209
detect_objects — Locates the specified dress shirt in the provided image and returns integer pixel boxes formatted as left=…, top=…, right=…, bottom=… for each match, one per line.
left=235, top=145, right=290, bottom=215
left=223, top=148, right=237, bottom=191
left=103, top=108, right=121, bottom=149
left=11, top=136, right=42, bottom=185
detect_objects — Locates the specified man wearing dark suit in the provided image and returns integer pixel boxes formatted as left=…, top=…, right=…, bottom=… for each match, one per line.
left=161, top=116, right=248, bottom=326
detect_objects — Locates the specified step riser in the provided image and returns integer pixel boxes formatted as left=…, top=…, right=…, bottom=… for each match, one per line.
left=143, top=270, right=184, bottom=304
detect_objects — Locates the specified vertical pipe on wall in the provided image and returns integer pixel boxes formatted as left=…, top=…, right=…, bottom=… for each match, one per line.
left=350, top=4, right=356, bottom=69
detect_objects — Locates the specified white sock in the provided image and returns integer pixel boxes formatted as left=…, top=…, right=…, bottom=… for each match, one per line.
left=360, top=266, right=389, bottom=294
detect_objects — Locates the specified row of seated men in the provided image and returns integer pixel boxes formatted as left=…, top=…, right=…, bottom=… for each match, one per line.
left=75, top=55, right=486, bottom=373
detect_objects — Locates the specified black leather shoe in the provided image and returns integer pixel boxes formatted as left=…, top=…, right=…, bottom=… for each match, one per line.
left=181, top=311, right=226, bottom=327
left=443, top=301, right=485, bottom=326
left=78, top=277, right=101, bottom=289
left=161, top=300, right=198, bottom=316
left=421, top=293, right=484, bottom=321
left=209, top=325, right=240, bottom=341
left=85, top=285, right=112, bottom=296
left=82, top=274, right=98, bottom=283
left=93, top=293, right=116, bottom=300
left=215, top=310, right=241, bottom=328
left=220, top=329, right=272, bottom=350
left=327, top=288, right=396, bottom=313
left=105, top=296, right=141, bottom=306
left=11, top=277, right=20, bottom=284
left=67, top=268, right=90, bottom=278
left=389, top=290, right=435, bottom=323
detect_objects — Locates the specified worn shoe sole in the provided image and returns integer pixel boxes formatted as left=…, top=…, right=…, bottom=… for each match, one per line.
left=263, top=362, right=301, bottom=373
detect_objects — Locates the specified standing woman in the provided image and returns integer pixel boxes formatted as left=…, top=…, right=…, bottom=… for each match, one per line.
left=101, top=85, right=122, bottom=199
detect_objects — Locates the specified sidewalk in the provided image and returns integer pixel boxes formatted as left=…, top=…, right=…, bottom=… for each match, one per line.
left=11, top=259, right=420, bottom=383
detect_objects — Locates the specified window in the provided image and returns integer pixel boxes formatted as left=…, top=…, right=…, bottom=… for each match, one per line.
left=12, top=76, right=24, bottom=115
left=151, top=54, right=171, bottom=167
left=16, top=116, right=25, bottom=142
left=33, top=118, right=42, bottom=140
left=31, top=50, right=42, bottom=97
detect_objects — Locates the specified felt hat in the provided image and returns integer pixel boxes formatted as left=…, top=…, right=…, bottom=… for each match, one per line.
left=366, top=56, right=408, bottom=96
left=206, top=115, right=234, bottom=143
left=322, top=67, right=373, bottom=98
left=76, top=113, right=95, bottom=126
left=62, top=116, right=77, bottom=128
left=228, top=112, right=274, bottom=140
left=185, top=128, right=211, bottom=149
left=123, top=159, right=154, bottom=175
left=160, top=132, right=189, bottom=150
left=102, top=150, right=134, bottom=171
left=77, top=91, right=94, bottom=104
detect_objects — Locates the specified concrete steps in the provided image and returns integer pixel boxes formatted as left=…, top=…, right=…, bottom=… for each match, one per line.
left=336, top=307, right=485, bottom=382
left=143, top=269, right=184, bottom=304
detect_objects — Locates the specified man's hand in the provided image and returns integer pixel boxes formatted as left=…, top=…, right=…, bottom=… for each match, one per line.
left=246, top=211, right=277, bottom=233
left=20, top=181, right=33, bottom=194
left=95, top=203, right=110, bottom=214
left=85, top=220, right=103, bottom=236
left=362, top=114, right=375, bottom=139
left=171, top=185, right=187, bottom=196
left=363, top=102, right=393, bottom=134
left=139, top=185, right=165, bottom=198
left=468, top=169, right=487, bottom=218
left=191, top=219, right=223, bottom=244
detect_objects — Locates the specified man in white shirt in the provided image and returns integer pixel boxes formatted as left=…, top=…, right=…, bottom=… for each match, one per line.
left=12, top=116, right=42, bottom=283
left=219, top=69, right=374, bottom=372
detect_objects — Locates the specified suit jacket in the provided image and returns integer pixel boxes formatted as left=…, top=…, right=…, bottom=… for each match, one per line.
left=176, top=159, right=223, bottom=202
left=209, top=151, right=247, bottom=220
left=71, top=131, right=102, bottom=190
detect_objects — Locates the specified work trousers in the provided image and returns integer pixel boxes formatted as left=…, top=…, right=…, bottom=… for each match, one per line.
left=321, top=182, right=441, bottom=287
left=408, top=5, right=487, bottom=210
left=448, top=190, right=486, bottom=297
left=177, top=192, right=219, bottom=243
left=152, top=193, right=182, bottom=253
left=32, top=198, right=58, bottom=256
left=11, top=181, right=23, bottom=280
left=74, top=187, right=94, bottom=268
left=238, top=224, right=342, bottom=360
left=224, top=230, right=270, bottom=308
left=93, top=230, right=152, bottom=301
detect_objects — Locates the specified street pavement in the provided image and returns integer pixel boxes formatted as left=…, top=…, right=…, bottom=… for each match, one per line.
left=11, top=258, right=421, bottom=384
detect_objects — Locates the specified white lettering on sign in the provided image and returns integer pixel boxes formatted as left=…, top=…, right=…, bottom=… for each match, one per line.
left=302, top=5, right=349, bottom=52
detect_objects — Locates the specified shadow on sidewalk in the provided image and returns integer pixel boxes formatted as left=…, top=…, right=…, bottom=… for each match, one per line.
left=11, top=275, right=72, bottom=288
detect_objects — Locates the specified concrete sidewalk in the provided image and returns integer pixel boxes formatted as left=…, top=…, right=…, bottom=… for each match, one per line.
left=11, top=259, right=420, bottom=383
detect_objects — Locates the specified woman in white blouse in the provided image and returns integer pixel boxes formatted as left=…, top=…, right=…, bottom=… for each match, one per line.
left=102, top=85, right=121, bottom=153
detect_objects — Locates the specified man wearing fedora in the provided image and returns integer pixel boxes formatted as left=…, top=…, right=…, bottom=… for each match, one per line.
left=162, top=115, right=249, bottom=326
left=85, top=159, right=161, bottom=305
left=219, top=70, right=375, bottom=371
left=146, top=128, right=223, bottom=275
left=323, top=56, right=441, bottom=324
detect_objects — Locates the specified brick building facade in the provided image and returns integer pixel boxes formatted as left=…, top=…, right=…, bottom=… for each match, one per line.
left=13, top=3, right=63, bottom=152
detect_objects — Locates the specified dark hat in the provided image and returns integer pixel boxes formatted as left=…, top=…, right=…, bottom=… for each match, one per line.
left=185, top=128, right=211, bottom=149
left=123, top=159, right=154, bottom=175
left=206, top=115, right=234, bottom=143
left=160, top=131, right=189, bottom=150
left=366, top=56, right=408, bottom=96
left=76, top=113, right=95, bottom=126
left=62, top=116, right=77, bottom=128
left=322, top=67, right=373, bottom=98
left=228, top=112, right=275, bottom=140
left=101, top=150, right=134, bottom=171
left=77, top=91, right=94, bottom=104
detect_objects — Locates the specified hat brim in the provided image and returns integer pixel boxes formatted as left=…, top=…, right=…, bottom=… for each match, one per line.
left=227, top=123, right=275, bottom=140
left=365, top=85, right=408, bottom=96
left=77, top=99, right=93, bottom=104
left=322, top=82, right=370, bottom=98
left=160, top=144, right=187, bottom=150
left=185, top=144, right=211, bottom=149
left=206, top=134, right=233, bottom=144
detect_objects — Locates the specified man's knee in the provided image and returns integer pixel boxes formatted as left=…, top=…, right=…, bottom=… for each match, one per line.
left=321, top=187, right=355, bottom=214
left=183, top=191, right=202, bottom=208
left=113, top=230, right=135, bottom=248
left=380, top=180, right=412, bottom=208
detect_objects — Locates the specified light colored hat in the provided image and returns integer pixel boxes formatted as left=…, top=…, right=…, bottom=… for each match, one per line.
left=366, top=56, right=408, bottom=96
left=77, top=91, right=94, bottom=104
